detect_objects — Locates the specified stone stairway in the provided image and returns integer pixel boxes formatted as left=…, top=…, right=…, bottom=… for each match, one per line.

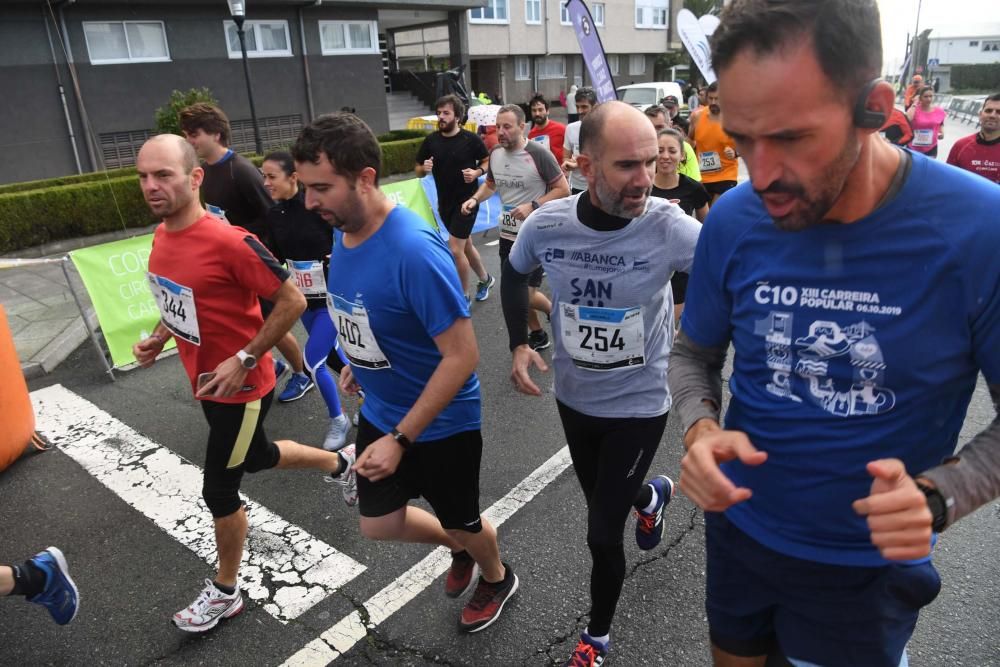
left=387, top=90, right=433, bottom=130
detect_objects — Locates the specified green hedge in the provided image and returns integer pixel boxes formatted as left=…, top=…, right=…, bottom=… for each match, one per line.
left=951, top=63, right=1000, bottom=91
left=0, top=166, right=138, bottom=196
left=0, top=176, right=154, bottom=254
left=0, top=137, right=426, bottom=254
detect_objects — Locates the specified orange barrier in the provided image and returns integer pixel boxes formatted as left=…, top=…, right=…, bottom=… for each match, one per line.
left=0, top=304, right=34, bottom=471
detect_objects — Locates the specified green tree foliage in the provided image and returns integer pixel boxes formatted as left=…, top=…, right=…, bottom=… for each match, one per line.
left=154, top=88, right=218, bottom=136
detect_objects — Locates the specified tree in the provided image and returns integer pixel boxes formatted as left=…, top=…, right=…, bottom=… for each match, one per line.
left=154, top=88, right=218, bottom=136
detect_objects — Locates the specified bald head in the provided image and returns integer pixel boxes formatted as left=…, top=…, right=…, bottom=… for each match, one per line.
left=140, top=134, right=199, bottom=174
left=578, top=101, right=655, bottom=158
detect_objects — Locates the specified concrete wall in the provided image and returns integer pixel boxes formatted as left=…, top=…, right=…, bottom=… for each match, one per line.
left=0, top=2, right=387, bottom=185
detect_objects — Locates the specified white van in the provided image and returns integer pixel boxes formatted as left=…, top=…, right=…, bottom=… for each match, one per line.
left=616, top=82, right=686, bottom=113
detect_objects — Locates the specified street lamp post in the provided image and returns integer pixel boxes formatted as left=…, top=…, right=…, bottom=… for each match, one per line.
left=227, top=0, right=264, bottom=155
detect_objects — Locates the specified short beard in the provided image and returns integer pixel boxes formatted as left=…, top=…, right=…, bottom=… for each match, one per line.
left=758, top=130, right=861, bottom=232
left=592, top=167, right=649, bottom=218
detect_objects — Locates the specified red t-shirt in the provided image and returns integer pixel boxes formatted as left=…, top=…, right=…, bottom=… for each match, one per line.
left=528, top=120, right=566, bottom=163
left=946, top=133, right=1000, bottom=184
left=148, top=214, right=287, bottom=403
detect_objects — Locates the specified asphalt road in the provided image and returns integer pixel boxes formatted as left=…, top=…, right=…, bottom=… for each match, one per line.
left=4, top=114, right=1000, bottom=666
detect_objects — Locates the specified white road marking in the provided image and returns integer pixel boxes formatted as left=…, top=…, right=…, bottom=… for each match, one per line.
left=484, top=240, right=499, bottom=246
left=282, top=446, right=572, bottom=666
left=30, top=384, right=366, bottom=623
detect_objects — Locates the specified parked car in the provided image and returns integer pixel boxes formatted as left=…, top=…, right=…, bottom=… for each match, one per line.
left=616, top=82, right=687, bottom=115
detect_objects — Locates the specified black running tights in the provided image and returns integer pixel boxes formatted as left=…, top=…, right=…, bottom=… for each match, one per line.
left=556, top=400, right=668, bottom=637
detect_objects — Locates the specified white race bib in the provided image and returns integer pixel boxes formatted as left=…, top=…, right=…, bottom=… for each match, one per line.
left=699, top=151, right=722, bottom=173
left=327, top=294, right=391, bottom=370
left=559, top=303, right=645, bottom=371
left=148, top=272, right=201, bottom=345
left=288, top=260, right=327, bottom=297
left=499, top=204, right=520, bottom=241
left=912, top=129, right=934, bottom=147
left=532, top=135, right=551, bottom=150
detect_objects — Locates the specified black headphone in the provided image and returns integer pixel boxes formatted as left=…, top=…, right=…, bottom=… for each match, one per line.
left=853, top=79, right=887, bottom=129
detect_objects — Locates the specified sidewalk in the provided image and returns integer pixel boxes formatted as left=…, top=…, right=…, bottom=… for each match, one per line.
left=1, top=172, right=418, bottom=380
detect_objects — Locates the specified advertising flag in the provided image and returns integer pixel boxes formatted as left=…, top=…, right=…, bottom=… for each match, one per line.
left=565, top=0, right=617, bottom=103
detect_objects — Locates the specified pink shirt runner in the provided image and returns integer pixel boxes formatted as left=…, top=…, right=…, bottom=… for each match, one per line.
left=910, top=106, right=947, bottom=153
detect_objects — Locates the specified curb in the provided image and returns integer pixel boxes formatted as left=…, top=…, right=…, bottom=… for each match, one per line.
left=21, top=305, right=99, bottom=380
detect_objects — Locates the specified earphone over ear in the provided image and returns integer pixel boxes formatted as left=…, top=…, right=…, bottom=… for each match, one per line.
left=853, top=79, right=888, bottom=129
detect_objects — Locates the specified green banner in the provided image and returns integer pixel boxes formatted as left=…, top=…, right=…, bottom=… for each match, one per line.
left=381, top=178, right=438, bottom=230
left=70, top=234, right=174, bottom=367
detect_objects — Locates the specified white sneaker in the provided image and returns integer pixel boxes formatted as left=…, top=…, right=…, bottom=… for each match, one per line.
left=173, top=579, right=244, bottom=633
left=323, top=414, right=351, bottom=452
left=333, top=444, right=358, bottom=506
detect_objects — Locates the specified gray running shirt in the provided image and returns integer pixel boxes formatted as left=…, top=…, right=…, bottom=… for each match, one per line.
left=509, top=194, right=701, bottom=418
left=487, top=141, right=563, bottom=241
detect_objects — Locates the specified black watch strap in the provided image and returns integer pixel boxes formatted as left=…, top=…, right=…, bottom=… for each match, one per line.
left=916, top=481, right=948, bottom=532
left=390, top=428, right=412, bottom=449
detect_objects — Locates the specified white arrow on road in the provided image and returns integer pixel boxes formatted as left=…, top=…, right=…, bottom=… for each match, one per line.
left=30, top=384, right=366, bottom=623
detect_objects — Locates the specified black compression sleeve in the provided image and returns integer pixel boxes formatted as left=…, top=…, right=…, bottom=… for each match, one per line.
left=501, top=258, right=532, bottom=351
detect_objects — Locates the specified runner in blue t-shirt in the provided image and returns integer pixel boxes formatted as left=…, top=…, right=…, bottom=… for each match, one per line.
left=669, top=2, right=1000, bottom=666
left=292, top=112, right=518, bottom=634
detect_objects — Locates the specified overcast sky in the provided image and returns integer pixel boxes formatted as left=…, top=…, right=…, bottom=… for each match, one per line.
left=877, top=0, right=998, bottom=74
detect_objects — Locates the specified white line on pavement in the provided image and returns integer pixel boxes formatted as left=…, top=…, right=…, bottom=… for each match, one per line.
left=484, top=240, right=499, bottom=246
left=30, top=384, right=366, bottom=623
left=281, top=446, right=573, bottom=666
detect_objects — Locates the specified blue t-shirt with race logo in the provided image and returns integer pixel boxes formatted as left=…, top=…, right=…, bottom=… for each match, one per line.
left=682, top=152, right=1000, bottom=567
left=328, top=206, right=480, bottom=440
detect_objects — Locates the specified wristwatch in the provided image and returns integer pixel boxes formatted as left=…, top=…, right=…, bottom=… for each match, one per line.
left=390, top=427, right=412, bottom=450
left=531, top=199, right=541, bottom=210
left=235, top=349, right=257, bottom=370
left=916, top=481, right=948, bottom=532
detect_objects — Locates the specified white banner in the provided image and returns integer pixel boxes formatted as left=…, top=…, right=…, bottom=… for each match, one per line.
left=677, top=9, right=716, bottom=85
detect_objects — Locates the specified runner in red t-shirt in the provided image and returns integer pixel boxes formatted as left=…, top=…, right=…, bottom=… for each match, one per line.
left=527, top=93, right=566, bottom=164
left=131, top=134, right=357, bottom=634
left=947, top=93, right=1000, bottom=184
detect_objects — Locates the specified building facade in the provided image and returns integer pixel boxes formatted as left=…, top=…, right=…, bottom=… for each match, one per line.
left=392, top=0, right=684, bottom=105
left=1, top=0, right=480, bottom=185
left=926, top=24, right=1000, bottom=91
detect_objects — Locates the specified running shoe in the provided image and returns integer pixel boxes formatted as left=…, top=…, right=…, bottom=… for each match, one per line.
left=323, top=414, right=351, bottom=452
left=26, top=547, right=79, bottom=625
left=459, top=562, right=518, bottom=633
left=445, top=550, right=479, bottom=598
left=475, top=274, right=496, bottom=302
left=528, top=329, right=551, bottom=351
left=173, top=579, right=244, bottom=633
left=330, top=444, right=357, bottom=506
left=635, top=475, right=674, bottom=550
left=274, top=357, right=288, bottom=380
left=563, top=632, right=609, bottom=666
left=278, top=372, right=314, bottom=402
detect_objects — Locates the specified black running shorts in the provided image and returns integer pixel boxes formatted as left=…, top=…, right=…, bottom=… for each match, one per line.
left=355, top=414, right=483, bottom=532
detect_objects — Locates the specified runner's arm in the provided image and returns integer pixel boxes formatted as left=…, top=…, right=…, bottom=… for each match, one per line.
left=667, top=328, right=729, bottom=441
left=247, top=279, right=306, bottom=357
left=393, top=317, right=479, bottom=442
left=541, top=174, right=570, bottom=203
left=918, top=383, right=1000, bottom=530
left=132, top=321, right=173, bottom=367
left=460, top=180, right=497, bottom=215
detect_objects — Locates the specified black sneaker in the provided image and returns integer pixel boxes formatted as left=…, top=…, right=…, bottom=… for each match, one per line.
left=458, top=562, right=519, bottom=633
left=528, top=329, right=550, bottom=351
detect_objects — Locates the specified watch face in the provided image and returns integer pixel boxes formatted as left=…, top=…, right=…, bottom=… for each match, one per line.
left=242, top=355, right=257, bottom=370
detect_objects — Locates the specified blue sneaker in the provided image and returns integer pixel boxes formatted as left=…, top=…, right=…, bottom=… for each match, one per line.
left=475, top=274, right=496, bottom=302
left=563, top=632, right=609, bottom=666
left=26, top=547, right=79, bottom=625
left=274, top=357, right=288, bottom=381
left=635, top=475, right=674, bottom=550
left=278, top=372, right=314, bottom=402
